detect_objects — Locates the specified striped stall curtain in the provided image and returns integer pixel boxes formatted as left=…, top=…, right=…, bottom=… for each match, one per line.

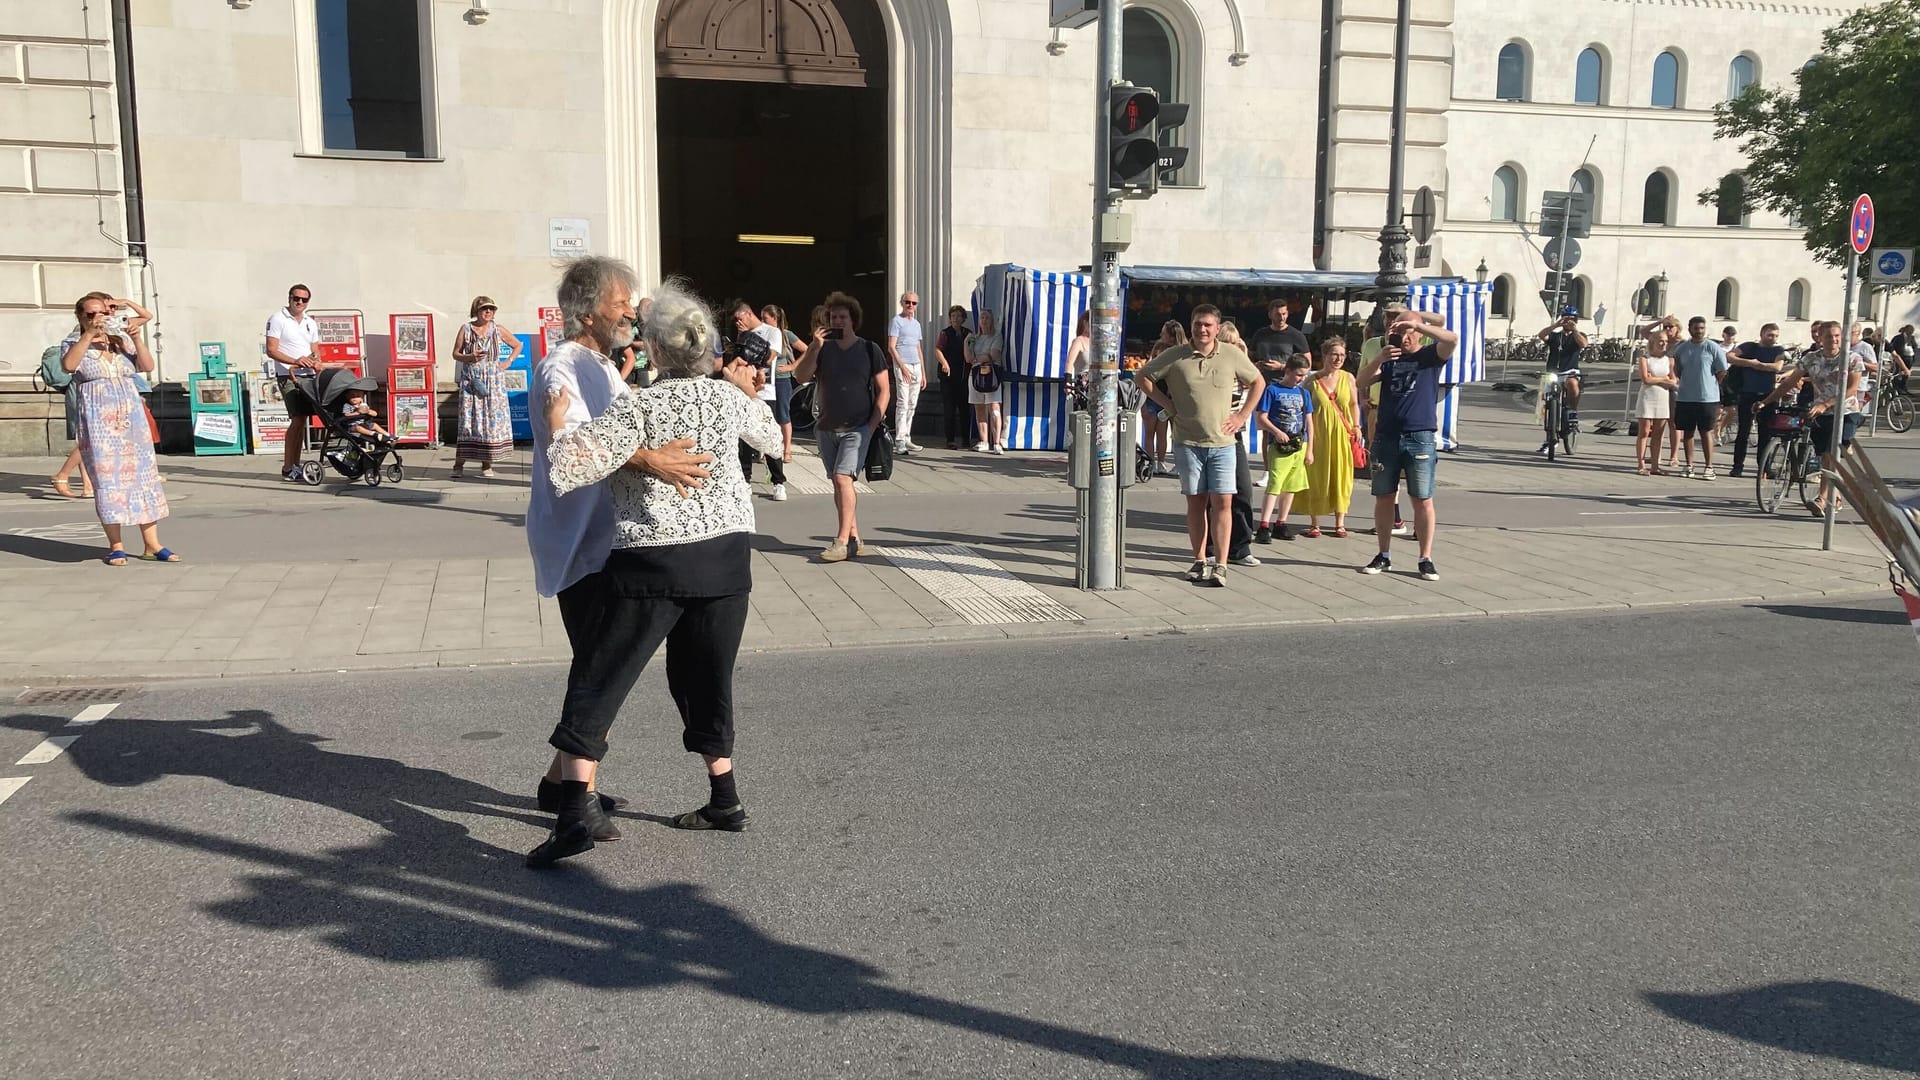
left=995, top=266, right=1091, bottom=450
left=1407, top=280, right=1492, bottom=451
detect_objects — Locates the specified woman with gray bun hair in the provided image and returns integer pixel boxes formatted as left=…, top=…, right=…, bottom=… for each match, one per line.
left=528, top=280, right=783, bottom=868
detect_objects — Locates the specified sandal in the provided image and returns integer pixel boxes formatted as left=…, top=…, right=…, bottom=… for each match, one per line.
left=103, top=550, right=128, bottom=566
left=138, top=547, right=182, bottom=563
left=1636, top=465, right=1651, bottom=475
left=50, top=477, right=77, bottom=498
left=1302, top=526, right=1323, bottom=539
left=1332, top=526, right=1349, bottom=538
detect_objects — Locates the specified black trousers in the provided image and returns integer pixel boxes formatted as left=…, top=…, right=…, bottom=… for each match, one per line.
left=740, top=442, right=785, bottom=485
left=940, top=372, right=970, bottom=443
left=1229, top=442, right=1254, bottom=561
left=551, top=577, right=749, bottom=762
left=1731, top=392, right=1771, bottom=473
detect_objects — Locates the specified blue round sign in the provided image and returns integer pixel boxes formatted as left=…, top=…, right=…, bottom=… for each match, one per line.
left=1878, top=250, right=1909, bottom=278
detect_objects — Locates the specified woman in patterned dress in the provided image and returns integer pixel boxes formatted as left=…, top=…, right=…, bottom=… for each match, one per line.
left=1297, top=337, right=1358, bottom=537
left=451, top=295, right=521, bottom=478
left=62, top=293, right=175, bottom=565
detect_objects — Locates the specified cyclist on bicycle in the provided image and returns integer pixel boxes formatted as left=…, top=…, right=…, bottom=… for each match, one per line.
left=1755, top=320, right=1862, bottom=515
left=1536, top=306, right=1586, bottom=452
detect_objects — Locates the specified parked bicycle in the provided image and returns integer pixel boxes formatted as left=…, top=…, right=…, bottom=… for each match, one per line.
left=1538, top=370, right=1577, bottom=461
left=1755, top=405, right=1815, bottom=515
left=1881, top=370, right=1914, bottom=433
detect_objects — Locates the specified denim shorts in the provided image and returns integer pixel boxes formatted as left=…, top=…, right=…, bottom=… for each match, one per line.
left=772, top=378, right=793, bottom=425
left=817, top=426, right=872, bottom=477
left=1370, top=429, right=1437, bottom=499
left=1174, top=443, right=1237, bottom=495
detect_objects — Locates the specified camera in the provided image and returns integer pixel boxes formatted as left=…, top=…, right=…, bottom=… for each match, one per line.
left=101, top=311, right=128, bottom=336
left=824, top=327, right=845, bottom=341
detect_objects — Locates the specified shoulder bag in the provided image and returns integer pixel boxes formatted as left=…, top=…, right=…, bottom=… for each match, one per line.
left=1321, top=372, right=1367, bottom=469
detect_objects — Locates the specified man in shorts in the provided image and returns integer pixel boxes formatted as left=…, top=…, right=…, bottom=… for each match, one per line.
left=1671, top=316, right=1730, bottom=480
left=1356, top=312, right=1458, bottom=581
left=1140, top=304, right=1264, bottom=587
left=795, top=291, right=890, bottom=563
left=1757, top=320, right=1862, bottom=514
left=265, top=283, right=322, bottom=481
left=1535, top=307, right=1586, bottom=450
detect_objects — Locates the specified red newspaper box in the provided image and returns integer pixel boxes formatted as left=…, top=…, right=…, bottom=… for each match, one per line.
left=387, top=313, right=436, bottom=447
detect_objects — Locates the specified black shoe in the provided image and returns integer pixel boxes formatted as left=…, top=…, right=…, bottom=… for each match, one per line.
left=537, top=778, right=629, bottom=815
left=527, top=783, right=615, bottom=865
left=1361, top=553, right=1390, bottom=575
left=1276, top=523, right=1295, bottom=541
left=671, top=804, right=750, bottom=832
left=1254, top=525, right=1272, bottom=545
left=1418, top=558, right=1439, bottom=581
left=1538, top=440, right=1552, bottom=454
left=525, top=822, right=595, bottom=868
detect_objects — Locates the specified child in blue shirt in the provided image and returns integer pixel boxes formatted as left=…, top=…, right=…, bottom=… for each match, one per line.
left=1256, top=355, right=1314, bottom=542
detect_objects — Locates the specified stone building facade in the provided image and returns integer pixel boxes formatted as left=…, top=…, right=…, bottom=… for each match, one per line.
left=0, top=0, right=1899, bottom=452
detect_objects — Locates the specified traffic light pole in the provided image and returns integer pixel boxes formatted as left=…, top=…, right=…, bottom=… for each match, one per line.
left=1081, top=0, right=1125, bottom=590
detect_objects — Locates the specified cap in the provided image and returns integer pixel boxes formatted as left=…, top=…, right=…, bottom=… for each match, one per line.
left=1559, top=306, right=1579, bottom=317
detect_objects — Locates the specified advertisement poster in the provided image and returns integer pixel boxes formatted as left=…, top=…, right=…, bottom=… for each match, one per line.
left=311, top=312, right=364, bottom=364
left=504, top=336, right=532, bottom=440
left=193, top=413, right=239, bottom=445
left=389, top=391, right=434, bottom=442
left=248, top=374, right=290, bottom=452
left=390, top=313, right=432, bottom=362
left=390, top=364, right=430, bottom=392
left=538, top=306, right=564, bottom=357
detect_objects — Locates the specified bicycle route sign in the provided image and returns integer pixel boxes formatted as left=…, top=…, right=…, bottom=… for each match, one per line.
left=1871, top=248, right=1913, bottom=284
left=1850, top=194, right=1874, bottom=255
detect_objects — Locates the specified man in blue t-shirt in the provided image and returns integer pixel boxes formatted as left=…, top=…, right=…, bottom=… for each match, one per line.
left=1356, top=312, right=1458, bottom=581
left=1727, top=321, right=1790, bottom=478
left=1671, top=316, right=1730, bottom=480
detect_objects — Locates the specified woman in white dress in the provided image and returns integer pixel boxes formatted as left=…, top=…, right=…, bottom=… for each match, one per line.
left=1636, top=327, right=1680, bottom=475
left=966, top=309, right=1006, bottom=453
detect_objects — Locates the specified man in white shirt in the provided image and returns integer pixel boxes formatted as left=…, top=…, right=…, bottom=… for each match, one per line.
left=730, top=300, right=788, bottom=499
left=264, top=284, right=321, bottom=480
left=886, top=291, right=925, bottom=454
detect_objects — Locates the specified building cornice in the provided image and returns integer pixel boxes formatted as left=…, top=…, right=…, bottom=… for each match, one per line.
left=1588, top=0, right=1859, bottom=16
left=1439, top=220, right=1806, bottom=241
left=1449, top=98, right=1719, bottom=122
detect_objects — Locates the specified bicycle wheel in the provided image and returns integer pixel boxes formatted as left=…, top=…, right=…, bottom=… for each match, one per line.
left=1889, top=394, right=1915, bottom=433
left=1794, top=442, right=1817, bottom=510
left=1756, top=442, right=1790, bottom=514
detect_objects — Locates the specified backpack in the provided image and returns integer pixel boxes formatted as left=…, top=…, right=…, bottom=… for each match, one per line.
left=37, top=344, right=72, bottom=392
left=865, top=421, right=894, bottom=482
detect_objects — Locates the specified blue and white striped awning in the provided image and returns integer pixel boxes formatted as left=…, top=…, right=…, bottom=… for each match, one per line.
left=992, top=265, right=1090, bottom=380
left=1407, top=279, right=1491, bottom=384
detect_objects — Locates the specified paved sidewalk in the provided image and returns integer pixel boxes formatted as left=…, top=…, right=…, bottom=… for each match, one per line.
left=0, top=393, right=1907, bottom=684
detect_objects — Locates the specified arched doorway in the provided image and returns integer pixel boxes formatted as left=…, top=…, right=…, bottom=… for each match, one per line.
left=654, top=0, right=889, bottom=334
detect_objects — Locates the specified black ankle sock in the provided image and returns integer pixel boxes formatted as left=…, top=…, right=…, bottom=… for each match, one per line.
left=708, top=769, right=739, bottom=809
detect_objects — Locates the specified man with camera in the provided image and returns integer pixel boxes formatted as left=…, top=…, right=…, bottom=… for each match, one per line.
left=1357, top=312, right=1458, bottom=581
left=1535, top=307, right=1586, bottom=451
left=729, top=300, right=788, bottom=500
left=796, top=291, right=891, bottom=563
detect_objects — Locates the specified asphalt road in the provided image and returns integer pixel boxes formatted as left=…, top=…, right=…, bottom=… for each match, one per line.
left=2, top=601, right=1916, bottom=1079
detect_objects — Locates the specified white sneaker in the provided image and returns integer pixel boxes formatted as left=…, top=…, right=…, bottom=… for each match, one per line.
left=1391, top=523, right=1415, bottom=539
left=1155, top=461, right=1178, bottom=477
left=1701, top=468, right=1717, bottom=482
left=991, top=445, right=1006, bottom=455
left=973, top=441, right=989, bottom=452
left=770, top=483, right=787, bottom=501
left=1231, top=554, right=1261, bottom=567
left=904, top=441, right=923, bottom=453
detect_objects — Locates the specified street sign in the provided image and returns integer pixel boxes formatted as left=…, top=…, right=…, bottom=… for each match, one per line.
left=1850, top=194, right=1874, bottom=254
left=1539, top=190, right=1593, bottom=239
left=1543, top=236, right=1582, bottom=271
left=1540, top=270, right=1568, bottom=294
left=1050, top=0, right=1097, bottom=28
left=1538, top=290, right=1562, bottom=316
left=1413, top=243, right=1432, bottom=268
left=1411, top=186, right=1436, bottom=244
left=1871, top=247, right=1914, bottom=283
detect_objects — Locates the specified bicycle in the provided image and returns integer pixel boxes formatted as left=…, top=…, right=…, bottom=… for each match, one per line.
left=1881, top=370, right=1914, bottom=433
left=1538, top=370, right=1577, bottom=461
left=1755, top=406, right=1815, bottom=515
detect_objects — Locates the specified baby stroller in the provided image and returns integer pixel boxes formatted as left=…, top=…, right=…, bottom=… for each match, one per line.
left=289, top=367, right=405, bottom=487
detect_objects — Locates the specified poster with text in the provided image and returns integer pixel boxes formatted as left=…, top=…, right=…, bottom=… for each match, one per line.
left=390, top=391, right=434, bottom=443
left=311, top=312, right=364, bottom=364
left=248, top=374, right=290, bottom=452
left=539, top=306, right=564, bottom=357
left=390, top=313, right=432, bottom=362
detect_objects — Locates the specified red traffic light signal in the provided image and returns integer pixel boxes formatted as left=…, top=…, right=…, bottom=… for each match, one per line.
left=1110, top=86, right=1160, bottom=134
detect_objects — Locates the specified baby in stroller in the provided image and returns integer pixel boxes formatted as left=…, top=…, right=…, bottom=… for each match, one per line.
left=289, top=367, right=406, bottom=486
left=338, top=388, right=394, bottom=445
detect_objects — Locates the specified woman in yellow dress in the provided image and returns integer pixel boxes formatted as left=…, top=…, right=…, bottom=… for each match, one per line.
left=1298, top=338, right=1358, bottom=537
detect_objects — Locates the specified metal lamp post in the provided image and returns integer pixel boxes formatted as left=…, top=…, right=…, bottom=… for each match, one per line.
left=1373, top=0, right=1413, bottom=309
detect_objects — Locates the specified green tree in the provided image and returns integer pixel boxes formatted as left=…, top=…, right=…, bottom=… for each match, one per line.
left=1703, top=0, right=1920, bottom=274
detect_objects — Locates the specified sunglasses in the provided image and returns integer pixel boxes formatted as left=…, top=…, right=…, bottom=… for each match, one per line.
left=290, top=296, right=311, bottom=303
left=902, top=300, right=919, bottom=306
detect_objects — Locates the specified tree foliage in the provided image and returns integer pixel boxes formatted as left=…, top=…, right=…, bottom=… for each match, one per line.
left=1703, top=0, right=1920, bottom=274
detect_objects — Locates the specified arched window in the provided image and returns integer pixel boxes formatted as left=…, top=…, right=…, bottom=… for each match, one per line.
left=1575, top=47, right=1606, bottom=104
left=1567, top=276, right=1590, bottom=318
left=1497, top=43, right=1529, bottom=101
left=1786, top=280, right=1808, bottom=320
left=1491, top=165, right=1520, bottom=222
left=1491, top=275, right=1514, bottom=318
left=1652, top=50, right=1683, bottom=107
left=1728, top=54, right=1757, bottom=98
left=1122, top=7, right=1194, bottom=185
left=1572, top=167, right=1600, bottom=223
left=1714, top=173, right=1748, bottom=227
left=1642, top=171, right=1672, bottom=225
left=1714, top=278, right=1738, bottom=320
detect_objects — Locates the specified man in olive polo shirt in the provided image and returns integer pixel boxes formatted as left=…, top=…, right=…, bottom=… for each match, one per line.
left=1141, top=304, right=1265, bottom=587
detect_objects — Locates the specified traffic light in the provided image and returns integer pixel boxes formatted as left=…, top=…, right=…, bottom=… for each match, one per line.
left=1108, top=84, right=1162, bottom=193
left=1154, top=102, right=1190, bottom=188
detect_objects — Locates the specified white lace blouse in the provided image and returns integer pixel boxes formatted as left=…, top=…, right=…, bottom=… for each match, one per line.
left=547, top=376, right=783, bottom=549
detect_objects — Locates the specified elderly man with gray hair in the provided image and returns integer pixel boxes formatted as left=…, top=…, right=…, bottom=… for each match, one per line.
left=526, top=258, right=720, bottom=865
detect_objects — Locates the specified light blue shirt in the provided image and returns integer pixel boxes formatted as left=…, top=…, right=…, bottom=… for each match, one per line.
left=1672, top=339, right=1728, bottom=403
left=887, top=314, right=923, bottom=367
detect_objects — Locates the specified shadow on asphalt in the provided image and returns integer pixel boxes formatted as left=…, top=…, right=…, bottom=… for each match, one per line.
left=0, top=530, right=101, bottom=563
left=38, top=712, right=1387, bottom=1078
left=1750, top=601, right=1906, bottom=625
left=1643, top=982, right=1920, bottom=1074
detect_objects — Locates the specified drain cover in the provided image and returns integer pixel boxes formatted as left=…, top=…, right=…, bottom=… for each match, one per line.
left=14, top=685, right=142, bottom=706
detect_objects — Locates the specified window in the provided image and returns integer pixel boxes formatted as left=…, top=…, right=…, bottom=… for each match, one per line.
left=1491, top=165, right=1520, bottom=222
left=1567, top=276, right=1590, bottom=318
left=1572, top=167, right=1600, bottom=224
left=1497, top=43, right=1529, bottom=101
left=1575, top=48, right=1606, bottom=104
left=1642, top=171, right=1672, bottom=225
left=1714, top=172, right=1748, bottom=226
left=1122, top=6, right=1193, bottom=185
left=1728, top=54, right=1757, bottom=98
left=1652, top=49, right=1682, bottom=108
left=314, top=0, right=434, bottom=157
left=1714, top=278, right=1738, bottom=320
left=1491, top=275, right=1514, bottom=318
left=1786, top=279, right=1808, bottom=320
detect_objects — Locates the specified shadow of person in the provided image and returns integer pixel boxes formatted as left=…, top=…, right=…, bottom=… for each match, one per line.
left=70, top=810, right=1387, bottom=1080
left=7, top=708, right=543, bottom=849
left=1643, top=981, right=1920, bottom=1073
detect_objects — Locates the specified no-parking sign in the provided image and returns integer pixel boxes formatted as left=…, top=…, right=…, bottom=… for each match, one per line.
left=1850, top=194, right=1874, bottom=254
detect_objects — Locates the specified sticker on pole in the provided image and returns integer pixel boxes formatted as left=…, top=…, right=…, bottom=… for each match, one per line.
left=1850, top=194, right=1874, bottom=255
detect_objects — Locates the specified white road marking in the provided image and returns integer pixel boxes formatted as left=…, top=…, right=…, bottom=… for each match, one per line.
left=69, top=703, right=119, bottom=726
left=1576, top=510, right=1690, bottom=516
left=873, top=544, right=1084, bottom=626
left=0, top=777, right=28, bottom=806
left=7, top=521, right=105, bottom=541
left=16, top=736, right=80, bottom=766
